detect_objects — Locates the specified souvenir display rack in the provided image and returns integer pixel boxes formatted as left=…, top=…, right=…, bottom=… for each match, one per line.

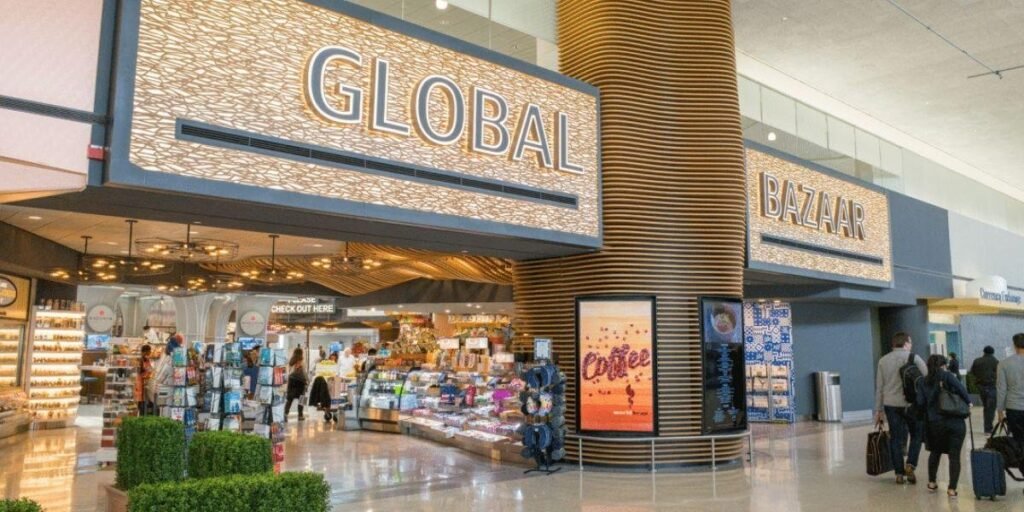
left=203, top=342, right=243, bottom=432
left=163, top=346, right=199, bottom=441
left=97, top=338, right=142, bottom=463
left=27, top=306, right=85, bottom=428
left=253, top=346, right=287, bottom=473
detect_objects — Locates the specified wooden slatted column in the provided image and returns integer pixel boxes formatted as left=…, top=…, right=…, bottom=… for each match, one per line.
left=513, top=0, right=747, bottom=466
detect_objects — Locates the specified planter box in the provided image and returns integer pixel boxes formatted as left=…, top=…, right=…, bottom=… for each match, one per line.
left=105, top=484, right=128, bottom=512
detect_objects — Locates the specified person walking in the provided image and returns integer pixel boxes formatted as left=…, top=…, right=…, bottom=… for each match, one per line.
left=970, top=346, right=1000, bottom=433
left=917, top=354, right=971, bottom=498
left=948, top=352, right=961, bottom=381
left=997, top=333, right=1024, bottom=439
left=875, top=332, right=928, bottom=484
left=285, top=347, right=308, bottom=421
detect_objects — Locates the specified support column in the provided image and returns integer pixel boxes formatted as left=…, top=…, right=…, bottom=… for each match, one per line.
left=206, top=295, right=236, bottom=343
left=171, top=294, right=218, bottom=345
left=514, top=0, right=746, bottom=466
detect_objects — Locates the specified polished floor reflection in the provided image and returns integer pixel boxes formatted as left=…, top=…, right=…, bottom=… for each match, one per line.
left=3, top=408, right=1024, bottom=511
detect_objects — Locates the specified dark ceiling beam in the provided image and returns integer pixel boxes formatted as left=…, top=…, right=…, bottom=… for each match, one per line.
left=0, top=221, right=79, bottom=279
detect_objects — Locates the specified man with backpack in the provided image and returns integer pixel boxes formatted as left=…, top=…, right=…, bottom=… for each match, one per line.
left=997, top=333, right=1024, bottom=439
left=970, top=346, right=1000, bottom=434
left=875, top=332, right=928, bottom=484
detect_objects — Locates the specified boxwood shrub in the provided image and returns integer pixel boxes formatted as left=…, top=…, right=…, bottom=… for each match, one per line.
left=188, top=431, right=272, bottom=479
left=116, top=416, right=186, bottom=490
left=0, top=498, right=43, bottom=512
left=128, top=472, right=330, bottom=512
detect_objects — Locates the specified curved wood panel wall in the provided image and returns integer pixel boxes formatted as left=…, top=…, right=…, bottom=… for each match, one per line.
left=513, top=0, right=747, bottom=466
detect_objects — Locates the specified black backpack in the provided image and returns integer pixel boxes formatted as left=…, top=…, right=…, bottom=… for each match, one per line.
left=899, top=353, right=923, bottom=405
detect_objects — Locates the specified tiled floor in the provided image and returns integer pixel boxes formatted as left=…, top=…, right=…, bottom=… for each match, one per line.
left=3, top=409, right=1024, bottom=511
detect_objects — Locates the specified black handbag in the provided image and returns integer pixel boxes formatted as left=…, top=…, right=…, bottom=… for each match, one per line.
left=937, top=376, right=969, bottom=418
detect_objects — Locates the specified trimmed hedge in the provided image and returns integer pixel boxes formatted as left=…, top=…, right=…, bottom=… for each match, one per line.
left=117, top=416, right=186, bottom=490
left=128, top=472, right=330, bottom=512
left=0, top=498, right=43, bottom=512
left=188, top=431, right=272, bottom=479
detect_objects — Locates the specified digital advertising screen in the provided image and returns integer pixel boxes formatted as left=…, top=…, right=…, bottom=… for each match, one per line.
left=700, top=297, right=747, bottom=433
left=576, top=296, right=657, bottom=436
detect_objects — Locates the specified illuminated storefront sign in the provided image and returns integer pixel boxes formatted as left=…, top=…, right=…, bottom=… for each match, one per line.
left=270, top=297, right=337, bottom=315
left=746, top=148, right=893, bottom=285
left=576, top=297, right=657, bottom=435
left=759, top=172, right=867, bottom=240
left=304, top=47, right=585, bottom=174
left=117, top=0, right=600, bottom=242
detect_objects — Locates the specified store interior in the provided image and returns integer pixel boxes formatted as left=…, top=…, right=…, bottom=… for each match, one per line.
left=0, top=204, right=549, bottom=471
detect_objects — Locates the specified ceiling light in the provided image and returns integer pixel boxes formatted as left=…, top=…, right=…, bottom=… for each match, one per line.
left=767, top=131, right=777, bottom=142
left=444, top=309, right=451, bottom=314
left=236, top=234, right=305, bottom=285
left=398, top=305, right=404, bottom=308
left=27, top=215, right=42, bottom=220
left=106, top=241, right=118, bottom=246
left=435, top=0, right=448, bottom=9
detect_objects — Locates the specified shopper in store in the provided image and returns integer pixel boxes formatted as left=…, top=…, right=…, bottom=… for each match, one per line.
left=136, top=344, right=154, bottom=415
left=996, top=333, right=1024, bottom=439
left=337, top=347, right=357, bottom=379
left=970, top=346, right=1000, bottom=433
left=874, top=332, right=927, bottom=484
left=916, top=354, right=971, bottom=498
left=154, top=334, right=183, bottom=390
left=286, top=347, right=308, bottom=421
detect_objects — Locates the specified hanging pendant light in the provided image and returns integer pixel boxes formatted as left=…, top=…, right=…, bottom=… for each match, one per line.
left=47, top=236, right=120, bottom=282
left=308, top=242, right=383, bottom=273
left=239, top=235, right=304, bottom=284
left=136, top=223, right=239, bottom=262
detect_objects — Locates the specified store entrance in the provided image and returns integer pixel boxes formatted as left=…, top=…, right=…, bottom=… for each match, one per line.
left=0, top=204, right=537, bottom=468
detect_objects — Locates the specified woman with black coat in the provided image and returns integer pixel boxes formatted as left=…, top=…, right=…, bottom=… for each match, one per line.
left=916, top=354, right=972, bottom=498
left=285, top=348, right=308, bottom=421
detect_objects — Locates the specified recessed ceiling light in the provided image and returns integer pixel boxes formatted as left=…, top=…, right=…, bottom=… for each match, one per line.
left=106, top=241, right=118, bottom=246
left=120, top=250, right=130, bottom=254
left=313, top=244, right=323, bottom=248
left=398, top=305, right=404, bottom=308
left=444, top=309, right=451, bottom=314
left=435, top=0, right=448, bottom=9
left=767, top=131, right=777, bottom=142
left=190, top=230, right=200, bottom=235
left=27, top=216, right=42, bottom=220
left=193, top=221, right=202, bottom=225
left=781, top=16, right=789, bottom=21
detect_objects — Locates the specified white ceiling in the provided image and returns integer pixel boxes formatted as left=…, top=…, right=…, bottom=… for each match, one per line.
left=733, top=0, right=1024, bottom=197
left=0, top=204, right=346, bottom=259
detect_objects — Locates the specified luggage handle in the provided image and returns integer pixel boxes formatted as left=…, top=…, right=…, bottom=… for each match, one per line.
left=969, top=411, right=976, bottom=452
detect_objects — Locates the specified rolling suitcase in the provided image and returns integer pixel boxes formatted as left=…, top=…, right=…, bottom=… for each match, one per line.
left=970, top=414, right=1007, bottom=500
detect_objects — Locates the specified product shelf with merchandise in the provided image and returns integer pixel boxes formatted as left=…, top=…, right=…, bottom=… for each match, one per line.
left=397, top=365, right=530, bottom=464
left=26, top=303, right=85, bottom=428
left=0, top=327, right=24, bottom=388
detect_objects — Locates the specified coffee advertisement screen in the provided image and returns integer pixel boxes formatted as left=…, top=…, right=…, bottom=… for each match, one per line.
left=700, top=297, right=747, bottom=433
left=576, top=297, right=657, bottom=435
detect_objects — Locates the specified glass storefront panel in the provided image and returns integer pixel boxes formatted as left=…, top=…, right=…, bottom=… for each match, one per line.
left=349, top=0, right=558, bottom=70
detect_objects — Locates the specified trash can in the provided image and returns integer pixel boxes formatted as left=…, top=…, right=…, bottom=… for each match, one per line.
left=815, top=371, right=842, bottom=422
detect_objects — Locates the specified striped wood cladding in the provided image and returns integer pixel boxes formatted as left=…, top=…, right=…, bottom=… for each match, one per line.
left=513, top=0, right=747, bottom=466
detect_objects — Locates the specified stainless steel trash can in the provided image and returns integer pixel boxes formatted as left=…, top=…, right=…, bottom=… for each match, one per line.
left=815, top=371, right=842, bottom=422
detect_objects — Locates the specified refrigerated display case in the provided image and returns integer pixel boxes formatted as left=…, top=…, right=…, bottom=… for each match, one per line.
left=358, top=368, right=408, bottom=433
